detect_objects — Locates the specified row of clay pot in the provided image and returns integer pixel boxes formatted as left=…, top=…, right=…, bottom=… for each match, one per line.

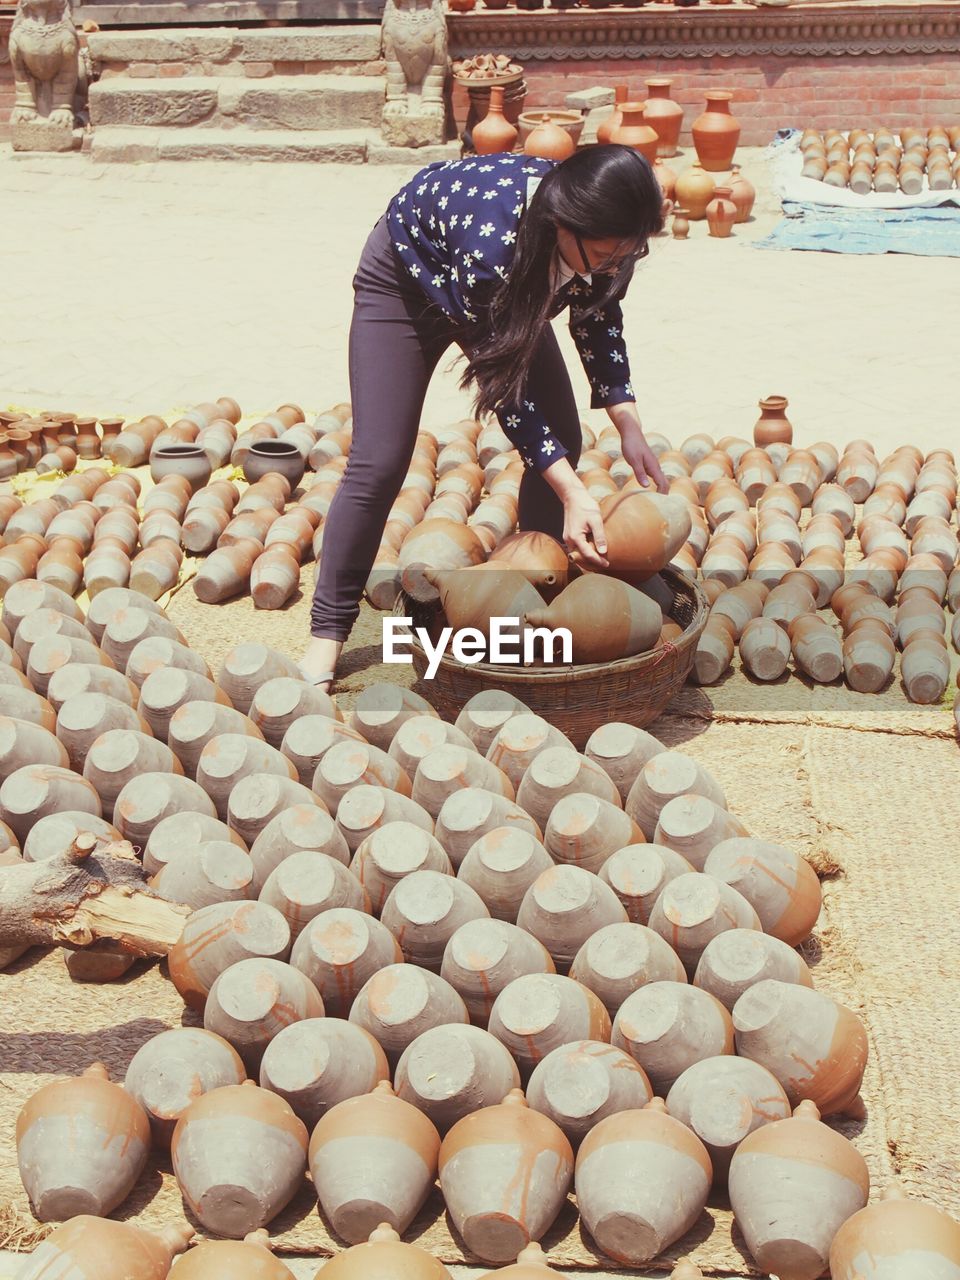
left=801, top=125, right=960, bottom=191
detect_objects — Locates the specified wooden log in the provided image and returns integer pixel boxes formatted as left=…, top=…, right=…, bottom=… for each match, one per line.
left=570, top=921, right=686, bottom=1016
left=290, top=906, right=402, bottom=1016
left=22, top=811, right=121, bottom=863
left=598, top=843, right=695, bottom=924
left=440, top=916, right=555, bottom=1024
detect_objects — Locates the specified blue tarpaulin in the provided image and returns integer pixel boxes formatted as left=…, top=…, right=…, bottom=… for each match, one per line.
left=756, top=200, right=960, bottom=257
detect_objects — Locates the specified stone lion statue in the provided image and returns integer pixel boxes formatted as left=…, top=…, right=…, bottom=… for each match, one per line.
left=9, top=0, right=88, bottom=136
left=380, top=0, right=449, bottom=147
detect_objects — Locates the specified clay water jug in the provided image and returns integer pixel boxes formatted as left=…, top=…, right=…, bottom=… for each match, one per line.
left=643, top=78, right=684, bottom=156
left=309, top=1080, right=440, bottom=1242
left=203, top=956, right=325, bottom=1072
left=314, top=1224, right=453, bottom=1280
left=291, top=906, right=401, bottom=1015
left=260, top=1017, right=390, bottom=1130
left=172, top=1081, right=308, bottom=1237
left=609, top=102, right=659, bottom=163
left=706, top=186, right=737, bottom=238
left=425, top=565, right=544, bottom=636
left=526, top=1040, right=652, bottom=1145
left=613, top=981, right=734, bottom=1095
left=440, top=1090, right=574, bottom=1263
left=492, top=531, right=569, bottom=599
left=167, top=899, right=292, bottom=1011
left=674, top=164, right=716, bottom=220
left=597, top=83, right=628, bottom=147
left=597, top=486, right=692, bottom=578
left=704, top=836, right=821, bottom=945
left=15, top=1218, right=193, bottom=1280
left=729, top=1100, right=869, bottom=1280
left=473, top=86, right=518, bottom=156
left=829, top=1187, right=960, bottom=1279
left=575, top=1098, right=712, bottom=1264
left=395, top=1022, right=521, bottom=1132
left=524, top=573, right=662, bottom=664
left=17, top=1062, right=151, bottom=1220
left=125, top=1027, right=246, bottom=1148
left=692, top=91, right=741, bottom=171
left=525, top=115, right=575, bottom=161
left=168, top=1230, right=297, bottom=1279
left=729, top=164, right=756, bottom=222
left=350, top=962, right=469, bottom=1065
left=488, top=972, right=611, bottom=1074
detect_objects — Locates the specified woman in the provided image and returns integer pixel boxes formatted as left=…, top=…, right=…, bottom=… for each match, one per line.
left=300, top=144, right=668, bottom=690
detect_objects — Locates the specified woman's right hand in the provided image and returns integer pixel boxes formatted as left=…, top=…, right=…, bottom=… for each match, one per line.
left=563, top=486, right=609, bottom=568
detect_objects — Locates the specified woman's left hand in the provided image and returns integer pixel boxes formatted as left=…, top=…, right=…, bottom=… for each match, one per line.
left=622, top=431, right=669, bottom=494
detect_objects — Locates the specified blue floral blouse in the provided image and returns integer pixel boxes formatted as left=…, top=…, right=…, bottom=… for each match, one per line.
left=385, top=152, right=636, bottom=473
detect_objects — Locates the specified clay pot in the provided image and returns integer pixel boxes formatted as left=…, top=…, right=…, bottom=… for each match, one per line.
left=544, top=792, right=642, bottom=874
left=150, top=443, right=213, bottom=493
left=692, top=91, right=740, bottom=170
left=309, top=1080, right=440, bottom=1242
left=440, top=1090, right=574, bottom=1262
left=653, top=794, right=749, bottom=870
left=441, top=916, right=555, bottom=1023
left=172, top=1081, right=308, bottom=1237
left=217, top=643, right=300, bottom=715
left=259, top=1016, right=389, bottom=1130
left=672, top=208, right=690, bottom=239
left=625, top=750, right=725, bottom=841
left=729, top=1099, right=869, bottom=1280
left=336, top=785, right=435, bottom=855
left=648, top=871, right=760, bottom=975
left=704, top=836, right=821, bottom=945
left=644, top=78, right=683, bottom=156
left=597, top=843, right=694, bottom=923
left=203, top=956, right=324, bottom=1072
left=381, top=869, right=489, bottom=970
left=754, top=395, right=793, bottom=446
left=523, top=573, right=662, bottom=664
left=705, top=185, right=737, bottom=238
left=16, top=1219, right=193, bottom=1280
left=244, top=440, right=306, bottom=489
left=829, top=1188, right=960, bottom=1279
left=113, top=771, right=217, bottom=846
left=260, top=849, right=367, bottom=939
left=473, top=86, right=519, bottom=155
left=666, top=1055, right=790, bottom=1185
left=612, top=981, right=734, bottom=1094
left=728, top=164, right=756, bottom=222
left=249, top=800, right=349, bottom=886
left=193, top=540, right=264, bottom=604
left=348, top=820, right=449, bottom=915
left=167, top=899, right=291, bottom=1011
left=196, top=733, right=298, bottom=820
left=733, top=979, right=868, bottom=1117
left=674, top=165, right=716, bottom=221
left=395, top=1023, right=521, bottom=1132
left=125, top=1027, right=246, bottom=1149
left=488, top=972, right=611, bottom=1074
left=83, top=728, right=184, bottom=813
left=45, top=663, right=139, bottom=714
left=313, top=1223, right=453, bottom=1280
left=349, top=962, right=469, bottom=1065
left=609, top=103, right=659, bottom=162
left=598, top=489, right=692, bottom=579
left=0, top=764, right=101, bottom=842
left=168, top=1231, right=297, bottom=1279
left=456, top=827, right=554, bottom=921
left=427, top=564, right=545, bottom=639
left=491, top=531, right=569, bottom=600
left=575, top=1099, right=712, bottom=1264
left=694, top=928, right=813, bottom=1010
left=517, top=863, right=627, bottom=971
left=526, top=1040, right=652, bottom=1147
left=570, top=921, right=686, bottom=1015
left=597, top=83, right=628, bottom=147
left=454, top=689, right=531, bottom=754
left=524, top=114, right=575, bottom=161
left=17, top=1062, right=151, bottom=1220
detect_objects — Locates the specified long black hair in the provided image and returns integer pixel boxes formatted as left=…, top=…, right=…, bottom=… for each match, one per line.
left=460, top=145, right=665, bottom=418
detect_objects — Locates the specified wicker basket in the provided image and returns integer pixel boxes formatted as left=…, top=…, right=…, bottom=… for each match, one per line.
left=392, top=568, right=709, bottom=748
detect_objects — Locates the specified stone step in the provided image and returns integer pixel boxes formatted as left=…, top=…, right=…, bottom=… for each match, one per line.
left=88, top=125, right=463, bottom=164
left=88, top=74, right=385, bottom=131
left=87, top=25, right=383, bottom=70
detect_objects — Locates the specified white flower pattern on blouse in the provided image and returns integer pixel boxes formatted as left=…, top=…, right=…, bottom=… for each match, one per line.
left=385, top=152, right=636, bottom=473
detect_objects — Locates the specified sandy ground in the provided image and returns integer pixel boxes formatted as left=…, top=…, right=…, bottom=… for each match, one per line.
left=2, top=144, right=958, bottom=457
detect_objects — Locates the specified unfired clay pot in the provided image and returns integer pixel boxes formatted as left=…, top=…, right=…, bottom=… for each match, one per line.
left=16, top=1062, right=151, bottom=1221
left=395, top=1023, right=521, bottom=1133
left=309, top=1080, right=440, bottom=1243
left=526, top=1040, right=652, bottom=1146
left=439, top=1089, right=574, bottom=1263
left=15, top=1218, right=193, bottom=1280
left=168, top=1230, right=297, bottom=1279
left=829, top=1187, right=960, bottom=1279
left=312, top=1223, right=453, bottom=1280
left=167, top=899, right=292, bottom=1011
left=171, top=1081, right=308, bottom=1237
left=124, top=1027, right=247, bottom=1148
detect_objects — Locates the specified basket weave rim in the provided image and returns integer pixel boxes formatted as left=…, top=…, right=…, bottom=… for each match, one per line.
left=393, top=566, right=709, bottom=685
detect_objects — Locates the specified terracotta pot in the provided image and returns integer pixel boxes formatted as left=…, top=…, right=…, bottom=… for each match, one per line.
left=706, top=185, right=737, bottom=238
left=575, top=1098, right=712, bottom=1264
left=143, top=810, right=246, bottom=878
left=17, top=1062, right=151, bottom=1220
left=690, top=91, right=741, bottom=172
left=149, top=443, right=212, bottom=494
left=168, top=899, right=292, bottom=1011
left=0, top=764, right=102, bottom=843
left=314, top=1224, right=453, bottom=1280
left=625, top=750, right=726, bottom=841
left=456, top=827, right=553, bottom=922
left=829, top=1188, right=960, bottom=1279
left=596, top=843, right=692, bottom=924
left=309, top=1080, right=440, bottom=1242
left=17, top=1218, right=193, bottom=1280
left=524, top=114, right=576, bottom=161
left=729, top=1100, right=869, bottom=1280
left=612, top=980, right=734, bottom=1094
left=693, top=928, right=813, bottom=1011
left=440, top=1090, right=574, bottom=1262
left=125, top=1027, right=246, bottom=1148
left=674, top=164, right=715, bottom=220
left=399, top=519, right=486, bottom=602
left=672, top=208, right=690, bottom=239
left=169, top=1231, right=297, bottom=1279
left=427, top=565, right=544, bottom=638
left=260, top=848, right=367, bottom=940
left=260, top=1015, right=389, bottom=1132
left=609, top=103, right=659, bottom=162
left=488, top=972, right=611, bottom=1074
left=349, top=962, right=469, bottom=1065
left=203, top=957, right=324, bottom=1072
left=441, top=916, right=555, bottom=1023
left=395, top=1023, right=521, bottom=1132
left=727, top=163, right=756, bottom=221
left=112, top=771, right=218, bottom=845
left=523, top=573, right=662, bottom=665
left=172, top=1081, right=308, bottom=1237
left=753, top=395, right=793, bottom=446
left=526, top=1039, right=652, bottom=1147
left=643, top=78, right=683, bottom=156
left=243, top=440, right=307, bottom=490
left=473, top=86, right=519, bottom=155
left=196, top=733, right=298, bottom=819
left=704, top=836, right=821, bottom=944
left=597, top=83, right=629, bottom=147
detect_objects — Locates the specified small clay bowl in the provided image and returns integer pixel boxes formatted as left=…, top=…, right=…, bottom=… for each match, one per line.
left=150, top=444, right=213, bottom=495
left=243, top=441, right=306, bottom=490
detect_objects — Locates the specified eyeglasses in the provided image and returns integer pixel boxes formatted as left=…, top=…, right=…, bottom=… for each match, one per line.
left=572, top=230, right=649, bottom=276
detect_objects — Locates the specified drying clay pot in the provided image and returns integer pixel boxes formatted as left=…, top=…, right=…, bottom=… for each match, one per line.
left=349, top=962, right=469, bottom=1065
left=584, top=722, right=665, bottom=806
left=694, top=928, right=813, bottom=1009
left=143, top=810, right=246, bottom=878
left=612, top=980, right=734, bottom=1095
left=440, top=1090, right=574, bottom=1263
left=196, top=734, right=298, bottom=821
left=347, top=683, right=438, bottom=752
left=455, top=690, right=531, bottom=754
left=704, top=836, right=821, bottom=945
left=113, top=772, right=216, bottom=845
left=17, top=1062, right=151, bottom=1221
left=526, top=1040, right=652, bottom=1146
left=435, top=788, right=540, bottom=868
left=281, top=714, right=365, bottom=786
left=457, top=826, right=553, bottom=922
left=488, top=972, right=611, bottom=1075
left=167, top=899, right=292, bottom=1011
left=217, top=643, right=300, bottom=715
left=382, top=869, right=489, bottom=971
left=260, top=1017, right=389, bottom=1130
left=151, top=840, right=255, bottom=911
left=316, top=738, right=413, bottom=814
left=517, top=864, right=627, bottom=971
left=486, top=714, right=574, bottom=789
left=598, top=843, right=694, bottom=924
left=653, top=794, right=750, bottom=871
left=733, top=979, right=868, bottom=1117
left=16, top=1218, right=193, bottom=1280
left=729, top=1100, right=869, bottom=1280
left=172, top=1081, right=308, bottom=1238
left=260, top=850, right=369, bottom=940
left=83, top=729, right=184, bottom=813
left=665, top=1055, right=790, bottom=1184
left=168, top=1230, right=297, bottom=1279
left=252, top=678, right=340, bottom=750
left=291, top=906, right=402, bottom=1015
left=626, top=751, right=726, bottom=841
left=575, top=1098, right=712, bottom=1264
left=313, top=1223, right=453, bottom=1280
left=411, top=744, right=511, bottom=819
left=544, top=792, right=642, bottom=875
left=0, top=765, right=102, bottom=843
left=350, top=821, right=451, bottom=914
left=336, top=785, right=435, bottom=855
left=829, top=1187, right=960, bottom=1279
left=125, top=1027, right=246, bottom=1148
left=309, top=1080, right=440, bottom=1243
left=395, top=1023, right=521, bottom=1132
left=441, top=916, right=555, bottom=1023
left=648, top=871, right=761, bottom=975
left=523, top=574, right=662, bottom=663
left=138, top=668, right=232, bottom=741
left=203, top=957, right=324, bottom=1072
left=251, top=804, right=350, bottom=891
left=570, top=921, right=686, bottom=1016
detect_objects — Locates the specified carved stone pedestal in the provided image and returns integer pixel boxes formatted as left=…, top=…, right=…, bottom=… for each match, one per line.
left=381, top=107, right=446, bottom=148
left=12, top=119, right=82, bottom=151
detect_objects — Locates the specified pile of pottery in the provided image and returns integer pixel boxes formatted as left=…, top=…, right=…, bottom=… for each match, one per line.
left=800, top=126, right=960, bottom=193
left=451, top=53, right=522, bottom=80
left=644, top=398, right=959, bottom=705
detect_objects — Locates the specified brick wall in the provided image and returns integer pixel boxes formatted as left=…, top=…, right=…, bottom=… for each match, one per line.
left=453, top=52, right=960, bottom=146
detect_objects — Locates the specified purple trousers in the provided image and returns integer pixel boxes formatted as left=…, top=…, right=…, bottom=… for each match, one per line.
left=310, top=215, right=582, bottom=641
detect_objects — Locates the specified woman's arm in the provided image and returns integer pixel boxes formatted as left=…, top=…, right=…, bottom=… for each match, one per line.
left=542, top=456, right=609, bottom=568
left=605, top=401, right=669, bottom=493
